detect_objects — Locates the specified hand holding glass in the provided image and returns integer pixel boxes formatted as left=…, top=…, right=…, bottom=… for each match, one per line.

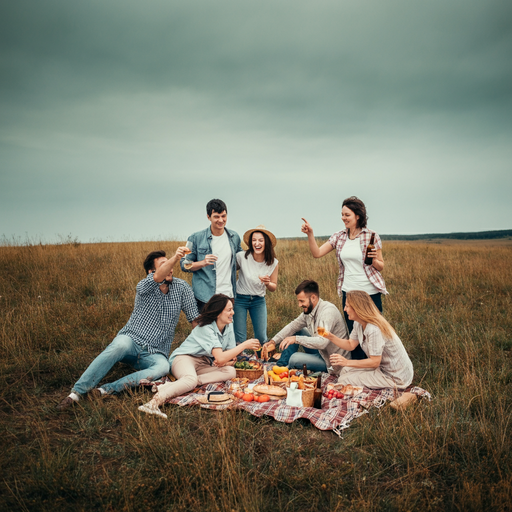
left=183, top=241, right=194, bottom=270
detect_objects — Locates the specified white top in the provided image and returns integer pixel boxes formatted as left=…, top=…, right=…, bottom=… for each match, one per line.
left=211, top=231, right=233, bottom=297
left=350, top=322, right=414, bottom=388
left=236, top=252, right=278, bottom=297
left=340, top=237, right=379, bottom=294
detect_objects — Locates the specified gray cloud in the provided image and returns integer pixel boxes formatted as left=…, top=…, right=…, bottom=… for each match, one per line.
left=1, top=0, right=511, bottom=242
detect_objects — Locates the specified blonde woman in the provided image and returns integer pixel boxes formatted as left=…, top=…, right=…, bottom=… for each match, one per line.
left=325, top=290, right=413, bottom=390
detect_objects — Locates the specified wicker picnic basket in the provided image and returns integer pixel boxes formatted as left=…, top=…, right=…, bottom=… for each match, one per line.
left=235, top=368, right=263, bottom=380
left=269, top=378, right=316, bottom=407
left=300, top=385, right=315, bottom=408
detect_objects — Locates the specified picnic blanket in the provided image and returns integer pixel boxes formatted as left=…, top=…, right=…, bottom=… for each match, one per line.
left=140, top=373, right=431, bottom=433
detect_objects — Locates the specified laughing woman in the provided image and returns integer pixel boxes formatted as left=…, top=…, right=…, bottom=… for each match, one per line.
left=233, top=225, right=278, bottom=344
left=325, top=290, right=413, bottom=390
left=301, top=196, right=387, bottom=359
left=138, top=294, right=260, bottom=418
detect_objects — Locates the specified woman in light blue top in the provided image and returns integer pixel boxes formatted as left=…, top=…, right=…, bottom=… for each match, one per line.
left=139, top=294, right=261, bottom=418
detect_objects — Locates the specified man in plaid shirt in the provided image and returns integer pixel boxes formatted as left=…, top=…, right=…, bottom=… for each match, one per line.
left=57, top=248, right=199, bottom=410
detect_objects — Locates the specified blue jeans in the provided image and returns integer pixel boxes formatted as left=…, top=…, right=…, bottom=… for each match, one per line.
left=72, top=335, right=170, bottom=395
left=276, top=329, right=327, bottom=372
left=234, top=294, right=267, bottom=344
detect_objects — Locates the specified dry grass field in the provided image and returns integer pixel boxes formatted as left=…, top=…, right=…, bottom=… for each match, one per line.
left=1, top=238, right=511, bottom=511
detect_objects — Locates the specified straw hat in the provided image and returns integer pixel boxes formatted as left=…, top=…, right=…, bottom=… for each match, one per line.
left=243, top=225, right=277, bottom=248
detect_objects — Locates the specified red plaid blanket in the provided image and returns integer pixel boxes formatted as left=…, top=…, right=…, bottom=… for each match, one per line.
left=140, top=374, right=431, bottom=433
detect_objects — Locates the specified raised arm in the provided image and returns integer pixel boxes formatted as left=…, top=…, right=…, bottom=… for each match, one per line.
left=153, top=247, right=187, bottom=282
left=323, top=330, right=359, bottom=352
left=301, top=218, right=334, bottom=258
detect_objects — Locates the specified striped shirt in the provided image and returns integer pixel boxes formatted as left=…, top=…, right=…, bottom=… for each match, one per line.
left=117, top=275, right=199, bottom=357
left=350, top=322, right=414, bottom=388
left=328, top=228, right=388, bottom=295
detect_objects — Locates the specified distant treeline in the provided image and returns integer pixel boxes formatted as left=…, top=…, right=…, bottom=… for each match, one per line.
left=380, top=229, right=512, bottom=241
left=281, top=229, right=512, bottom=242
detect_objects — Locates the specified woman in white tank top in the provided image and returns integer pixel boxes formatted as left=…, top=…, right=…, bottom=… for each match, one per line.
left=301, top=197, right=388, bottom=359
left=233, top=225, right=279, bottom=344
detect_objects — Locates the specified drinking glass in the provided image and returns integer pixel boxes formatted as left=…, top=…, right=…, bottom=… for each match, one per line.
left=212, top=252, right=219, bottom=271
left=183, top=241, right=194, bottom=270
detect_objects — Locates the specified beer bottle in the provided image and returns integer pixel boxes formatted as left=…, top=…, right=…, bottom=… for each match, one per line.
left=364, top=233, right=376, bottom=265
left=313, top=373, right=323, bottom=409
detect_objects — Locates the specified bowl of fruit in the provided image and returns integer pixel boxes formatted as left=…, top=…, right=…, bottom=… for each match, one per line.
left=234, top=360, right=264, bottom=380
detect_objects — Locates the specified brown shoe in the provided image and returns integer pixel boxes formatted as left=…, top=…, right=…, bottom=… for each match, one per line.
left=390, top=392, right=418, bottom=411
left=56, top=396, right=77, bottom=411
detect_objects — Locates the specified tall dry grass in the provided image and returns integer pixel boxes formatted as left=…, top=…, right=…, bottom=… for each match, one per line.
left=0, top=238, right=511, bottom=511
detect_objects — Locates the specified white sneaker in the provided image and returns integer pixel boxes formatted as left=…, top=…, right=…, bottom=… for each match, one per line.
left=138, top=403, right=167, bottom=419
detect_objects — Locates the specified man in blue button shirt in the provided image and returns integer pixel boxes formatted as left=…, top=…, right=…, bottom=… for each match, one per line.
left=57, top=248, right=199, bottom=410
left=180, top=199, right=242, bottom=312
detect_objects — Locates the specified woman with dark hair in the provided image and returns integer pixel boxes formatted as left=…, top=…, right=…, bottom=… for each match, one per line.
left=233, top=225, right=279, bottom=344
left=324, top=290, right=413, bottom=390
left=138, top=294, right=260, bottom=418
left=301, top=197, right=387, bottom=359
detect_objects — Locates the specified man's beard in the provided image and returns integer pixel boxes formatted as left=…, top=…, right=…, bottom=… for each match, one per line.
left=164, top=278, right=173, bottom=285
left=303, top=300, right=313, bottom=315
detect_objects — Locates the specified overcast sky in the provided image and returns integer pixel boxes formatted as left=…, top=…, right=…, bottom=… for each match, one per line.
left=1, top=0, right=511, bottom=243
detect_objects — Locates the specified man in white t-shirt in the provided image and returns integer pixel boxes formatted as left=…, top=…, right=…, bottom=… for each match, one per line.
left=180, top=199, right=242, bottom=311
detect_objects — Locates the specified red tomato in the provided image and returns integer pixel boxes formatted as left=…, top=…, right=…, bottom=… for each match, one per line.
left=258, top=395, right=270, bottom=402
left=242, top=393, right=254, bottom=402
left=234, top=391, right=244, bottom=399
left=280, top=372, right=288, bottom=378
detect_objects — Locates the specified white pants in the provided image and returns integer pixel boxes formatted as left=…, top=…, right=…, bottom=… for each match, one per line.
left=337, top=367, right=407, bottom=390
left=151, top=355, right=236, bottom=406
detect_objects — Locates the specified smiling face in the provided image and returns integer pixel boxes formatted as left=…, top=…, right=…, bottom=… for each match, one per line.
left=208, top=210, right=227, bottom=235
left=296, top=291, right=317, bottom=315
left=251, top=231, right=265, bottom=255
left=154, top=256, right=173, bottom=282
left=341, top=206, right=360, bottom=232
left=217, top=300, right=234, bottom=326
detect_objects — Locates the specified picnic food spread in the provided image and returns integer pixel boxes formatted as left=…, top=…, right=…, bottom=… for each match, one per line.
left=234, top=361, right=263, bottom=370
left=253, top=384, right=287, bottom=398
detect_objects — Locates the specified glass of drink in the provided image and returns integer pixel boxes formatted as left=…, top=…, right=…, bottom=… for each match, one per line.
left=317, top=321, right=327, bottom=337
left=183, top=241, right=194, bottom=270
left=212, top=252, right=219, bottom=271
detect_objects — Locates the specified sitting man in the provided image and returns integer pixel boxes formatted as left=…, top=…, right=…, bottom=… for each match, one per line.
left=261, top=280, right=349, bottom=372
left=57, top=248, right=199, bottom=410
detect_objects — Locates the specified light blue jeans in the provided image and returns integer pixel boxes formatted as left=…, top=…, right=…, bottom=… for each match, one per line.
left=72, top=335, right=170, bottom=395
left=234, top=294, right=268, bottom=344
left=276, top=328, right=327, bottom=372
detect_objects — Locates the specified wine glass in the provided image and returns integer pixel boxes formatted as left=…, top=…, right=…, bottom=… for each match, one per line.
left=183, top=241, right=194, bottom=270
left=317, top=320, right=327, bottom=338
left=211, top=252, right=219, bottom=271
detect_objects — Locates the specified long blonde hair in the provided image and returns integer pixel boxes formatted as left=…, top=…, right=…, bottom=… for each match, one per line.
left=346, top=290, right=395, bottom=339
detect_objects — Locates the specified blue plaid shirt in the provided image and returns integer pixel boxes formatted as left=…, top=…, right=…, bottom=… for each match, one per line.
left=117, top=274, right=199, bottom=357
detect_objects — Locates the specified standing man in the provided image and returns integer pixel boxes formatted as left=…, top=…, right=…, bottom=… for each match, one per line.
left=57, top=248, right=199, bottom=410
left=180, top=199, right=242, bottom=312
left=261, top=280, right=350, bottom=372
